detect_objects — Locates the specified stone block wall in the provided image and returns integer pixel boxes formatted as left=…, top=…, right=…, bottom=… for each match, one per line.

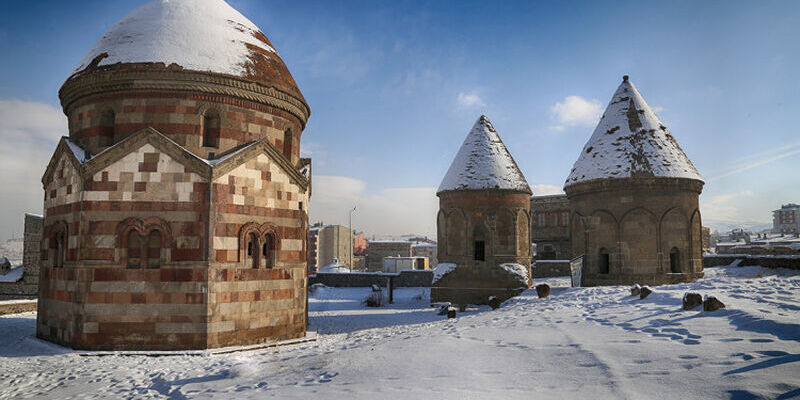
left=366, top=242, right=413, bottom=271
left=62, top=71, right=307, bottom=163
left=308, top=270, right=434, bottom=288
left=567, top=178, right=704, bottom=286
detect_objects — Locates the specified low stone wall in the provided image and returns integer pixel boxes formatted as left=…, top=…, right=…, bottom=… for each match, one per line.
left=309, top=270, right=433, bottom=288
left=0, top=300, right=37, bottom=315
left=533, top=260, right=571, bottom=278
left=703, top=255, right=800, bottom=270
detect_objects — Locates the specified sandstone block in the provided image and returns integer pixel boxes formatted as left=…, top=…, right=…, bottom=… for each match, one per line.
left=639, top=286, right=652, bottom=299
left=703, top=296, right=725, bottom=311
left=536, top=284, right=550, bottom=298
left=682, top=292, right=702, bottom=310
left=631, top=284, right=641, bottom=296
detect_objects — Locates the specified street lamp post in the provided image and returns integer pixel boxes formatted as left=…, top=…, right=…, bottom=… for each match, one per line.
left=349, top=206, right=356, bottom=270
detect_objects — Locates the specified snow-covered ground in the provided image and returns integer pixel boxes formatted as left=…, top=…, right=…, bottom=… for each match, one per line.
left=1, top=266, right=798, bottom=399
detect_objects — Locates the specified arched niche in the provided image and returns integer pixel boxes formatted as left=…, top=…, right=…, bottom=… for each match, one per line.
left=660, top=207, right=688, bottom=273
left=620, top=208, right=658, bottom=274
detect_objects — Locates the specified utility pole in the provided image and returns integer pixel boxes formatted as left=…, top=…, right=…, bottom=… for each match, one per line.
left=349, top=206, right=356, bottom=270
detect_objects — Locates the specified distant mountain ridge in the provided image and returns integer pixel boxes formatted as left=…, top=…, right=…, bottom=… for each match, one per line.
left=704, top=219, right=772, bottom=234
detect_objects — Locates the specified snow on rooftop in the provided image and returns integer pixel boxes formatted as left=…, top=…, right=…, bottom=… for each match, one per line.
left=438, top=115, right=531, bottom=194
left=0, top=266, right=24, bottom=283
left=72, top=0, right=276, bottom=78
left=565, top=76, right=703, bottom=187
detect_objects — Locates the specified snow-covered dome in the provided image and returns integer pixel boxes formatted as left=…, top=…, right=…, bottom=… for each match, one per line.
left=438, top=115, right=531, bottom=194
left=564, top=76, right=703, bottom=188
left=70, top=0, right=303, bottom=100
left=318, top=258, right=351, bottom=274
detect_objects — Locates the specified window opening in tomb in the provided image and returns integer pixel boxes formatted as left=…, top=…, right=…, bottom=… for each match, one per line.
left=147, top=230, right=162, bottom=269
left=473, top=225, right=486, bottom=262
left=127, top=231, right=141, bottom=268
left=598, top=248, right=610, bottom=274
left=54, top=231, right=65, bottom=268
left=248, top=232, right=259, bottom=269
left=670, top=247, right=681, bottom=273
left=202, top=111, right=220, bottom=148
left=263, top=233, right=276, bottom=268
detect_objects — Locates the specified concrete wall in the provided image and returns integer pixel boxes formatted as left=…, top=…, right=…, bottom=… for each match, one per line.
left=703, top=255, right=800, bottom=270
left=317, top=225, right=353, bottom=269
left=309, top=270, right=433, bottom=287
left=533, top=260, right=571, bottom=278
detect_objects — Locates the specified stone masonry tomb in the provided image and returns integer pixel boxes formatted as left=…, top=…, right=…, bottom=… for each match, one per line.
left=37, top=0, right=311, bottom=350
left=564, top=76, right=705, bottom=286
left=433, top=116, right=533, bottom=305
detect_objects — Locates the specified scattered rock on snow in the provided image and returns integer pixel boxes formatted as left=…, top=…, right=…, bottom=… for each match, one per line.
left=436, top=304, right=451, bottom=316
left=631, top=284, right=641, bottom=296
left=639, top=287, right=652, bottom=299
left=536, top=284, right=550, bottom=298
left=682, top=292, right=703, bottom=310
left=703, top=296, right=726, bottom=312
left=488, top=296, right=502, bottom=310
left=447, top=308, right=457, bottom=319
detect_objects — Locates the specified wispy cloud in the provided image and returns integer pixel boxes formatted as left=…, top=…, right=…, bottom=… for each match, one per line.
left=309, top=175, right=437, bottom=237
left=0, top=99, right=66, bottom=239
left=457, top=92, right=485, bottom=108
left=706, top=141, right=800, bottom=182
left=549, top=96, right=603, bottom=131
left=701, top=190, right=754, bottom=221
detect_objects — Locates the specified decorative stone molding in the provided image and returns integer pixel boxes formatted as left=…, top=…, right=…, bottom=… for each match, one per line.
left=59, top=68, right=310, bottom=128
left=565, top=177, right=704, bottom=197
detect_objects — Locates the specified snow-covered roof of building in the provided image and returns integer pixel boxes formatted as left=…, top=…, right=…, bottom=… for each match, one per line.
left=438, top=115, right=531, bottom=194
left=70, top=0, right=303, bottom=100
left=564, top=76, right=703, bottom=187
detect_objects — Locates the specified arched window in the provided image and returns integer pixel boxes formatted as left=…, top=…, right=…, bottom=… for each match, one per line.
left=127, top=231, right=142, bottom=268
left=283, top=128, right=292, bottom=159
left=147, top=230, right=162, bottom=269
left=247, top=232, right=259, bottom=269
left=262, top=233, right=276, bottom=268
left=99, top=109, right=115, bottom=146
left=53, top=231, right=65, bottom=268
left=598, top=248, right=610, bottom=274
left=473, top=225, right=486, bottom=262
left=202, top=111, right=220, bottom=148
left=670, top=247, right=681, bottom=273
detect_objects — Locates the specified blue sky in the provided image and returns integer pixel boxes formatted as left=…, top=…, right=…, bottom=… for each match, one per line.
left=0, top=0, right=798, bottom=239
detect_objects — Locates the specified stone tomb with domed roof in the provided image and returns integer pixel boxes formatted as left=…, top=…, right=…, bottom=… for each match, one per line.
left=38, top=0, right=311, bottom=350
left=564, top=76, right=705, bottom=286
left=433, top=116, right=533, bottom=305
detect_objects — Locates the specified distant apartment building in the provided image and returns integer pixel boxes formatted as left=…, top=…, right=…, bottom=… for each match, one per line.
left=366, top=241, right=413, bottom=271
left=307, top=224, right=322, bottom=274
left=412, top=242, right=438, bottom=268
left=353, top=232, right=367, bottom=255
left=773, top=203, right=800, bottom=234
left=317, top=225, right=354, bottom=270
left=530, top=194, right=571, bottom=260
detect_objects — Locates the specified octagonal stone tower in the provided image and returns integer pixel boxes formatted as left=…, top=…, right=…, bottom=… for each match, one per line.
left=433, top=116, right=533, bottom=305
left=564, top=76, right=704, bottom=287
left=37, top=0, right=311, bottom=350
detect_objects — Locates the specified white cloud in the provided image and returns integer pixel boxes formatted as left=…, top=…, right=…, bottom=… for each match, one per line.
left=309, top=175, right=437, bottom=238
left=457, top=92, right=485, bottom=108
left=701, top=190, right=754, bottom=222
left=531, top=184, right=564, bottom=196
left=550, top=96, right=603, bottom=131
left=0, top=99, right=66, bottom=240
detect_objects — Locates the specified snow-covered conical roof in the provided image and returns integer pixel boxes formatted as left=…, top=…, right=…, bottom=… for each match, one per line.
left=438, top=115, right=531, bottom=194
left=564, top=76, right=703, bottom=188
left=70, top=0, right=303, bottom=99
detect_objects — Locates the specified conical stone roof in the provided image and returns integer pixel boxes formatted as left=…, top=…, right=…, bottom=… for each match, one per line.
left=438, top=115, right=531, bottom=194
left=564, top=76, right=703, bottom=188
left=70, top=0, right=303, bottom=100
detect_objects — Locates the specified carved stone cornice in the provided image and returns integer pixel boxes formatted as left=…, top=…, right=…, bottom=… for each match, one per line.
left=59, top=68, right=310, bottom=127
left=564, top=177, right=705, bottom=197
